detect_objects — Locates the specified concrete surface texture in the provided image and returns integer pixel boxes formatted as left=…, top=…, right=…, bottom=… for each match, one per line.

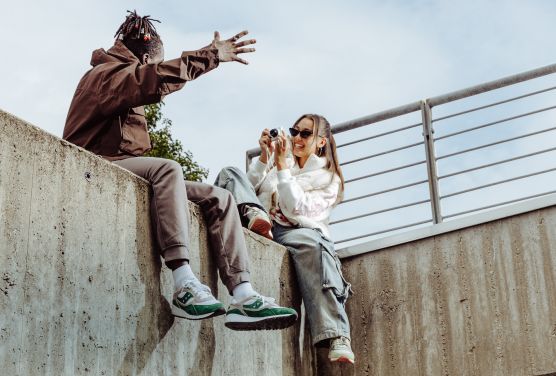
left=3, top=108, right=556, bottom=376
left=0, top=109, right=311, bottom=376
left=335, top=206, right=556, bottom=376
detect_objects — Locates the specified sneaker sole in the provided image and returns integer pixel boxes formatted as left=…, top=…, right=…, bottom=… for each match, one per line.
left=224, top=312, right=297, bottom=331
left=248, top=218, right=273, bottom=239
left=171, top=305, right=226, bottom=320
left=329, top=356, right=355, bottom=364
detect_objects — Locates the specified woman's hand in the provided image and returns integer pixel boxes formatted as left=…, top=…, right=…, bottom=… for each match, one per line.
left=274, top=131, right=288, bottom=170
left=259, top=128, right=274, bottom=164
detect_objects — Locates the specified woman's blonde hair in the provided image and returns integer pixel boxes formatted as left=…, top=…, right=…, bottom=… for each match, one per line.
left=292, top=114, right=345, bottom=203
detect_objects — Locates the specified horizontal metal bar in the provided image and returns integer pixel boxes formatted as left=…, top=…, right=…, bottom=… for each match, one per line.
left=435, top=104, right=556, bottom=141
left=433, top=85, right=556, bottom=123
left=443, top=189, right=556, bottom=219
left=247, top=64, right=556, bottom=160
left=439, top=146, right=556, bottom=179
left=340, top=179, right=428, bottom=205
left=345, top=160, right=426, bottom=184
left=337, top=122, right=422, bottom=148
left=436, top=125, right=556, bottom=160
left=441, top=166, right=556, bottom=199
left=427, top=62, right=556, bottom=107
left=334, top=219, right=432, bottom=244
left=340, top=141, right=423, bottom=166
left=331, top=101, right=422, bottom=134
left=331, top=199, right=430, bottom=225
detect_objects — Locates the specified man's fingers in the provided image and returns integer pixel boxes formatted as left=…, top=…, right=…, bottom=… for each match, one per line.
left=235, top=39, right=256, bottom=48
left=229, top=30, right=248, bottom=42
left=214, top=31, right=220, bottom=41
left=232, top=56, right=249, bottom=65
left=235, top=48, right=256, bottom=55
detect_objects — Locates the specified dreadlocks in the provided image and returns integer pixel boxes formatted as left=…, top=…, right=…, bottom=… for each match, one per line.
left=114, top=10, right=163, bottom=61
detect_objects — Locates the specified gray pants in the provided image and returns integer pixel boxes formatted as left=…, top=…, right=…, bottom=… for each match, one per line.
left=113, top=157, right=250, bottom=293
left=215, top=166, right=351, bottom=345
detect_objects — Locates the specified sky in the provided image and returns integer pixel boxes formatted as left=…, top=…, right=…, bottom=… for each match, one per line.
left=3, top=0, right=556, bottom=248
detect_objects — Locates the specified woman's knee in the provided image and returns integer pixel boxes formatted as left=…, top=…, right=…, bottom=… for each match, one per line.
left=281, top=228, right=322, bottom=250
left=216, top=166, right=243, bottom=181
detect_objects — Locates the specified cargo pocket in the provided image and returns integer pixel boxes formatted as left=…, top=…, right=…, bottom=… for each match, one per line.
left=319, top=241, right=352, bottom=304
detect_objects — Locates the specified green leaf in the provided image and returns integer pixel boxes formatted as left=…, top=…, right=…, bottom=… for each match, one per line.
left=144, top=102, right=208, bottom=182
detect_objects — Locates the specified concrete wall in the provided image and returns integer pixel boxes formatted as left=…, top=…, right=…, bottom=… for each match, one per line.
left=4, top=108, right=556, bottom=376
left=0, top=110, right=311, bottom=376
left=327, top=206, right=556, bottom=376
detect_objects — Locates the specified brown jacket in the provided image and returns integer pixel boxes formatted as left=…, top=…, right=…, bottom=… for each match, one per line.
left=63, top=41, right=219, bottom=160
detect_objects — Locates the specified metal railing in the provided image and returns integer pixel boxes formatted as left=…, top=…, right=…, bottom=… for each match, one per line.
left=245, top=63, right=556, bottom=249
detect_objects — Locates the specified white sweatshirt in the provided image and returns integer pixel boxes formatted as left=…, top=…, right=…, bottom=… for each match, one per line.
left=247, top=154, right=341, bottom=239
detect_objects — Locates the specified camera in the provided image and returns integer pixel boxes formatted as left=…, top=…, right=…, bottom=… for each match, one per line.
left=269, top=128, right=279, bottom=139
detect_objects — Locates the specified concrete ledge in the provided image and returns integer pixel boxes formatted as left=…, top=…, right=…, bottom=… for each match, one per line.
left=0, top=109, right=309, bottom=375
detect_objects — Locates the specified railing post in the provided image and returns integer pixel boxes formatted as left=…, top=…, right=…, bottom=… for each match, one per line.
left=245, top=152, right=251, bottom=172
left=421, top=100, right=443, bottom=223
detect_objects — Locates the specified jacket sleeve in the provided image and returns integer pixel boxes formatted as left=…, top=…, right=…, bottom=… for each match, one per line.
left=276, top=169, right=340, bottom=217
left=247, top=159, right=268, bottom=189
left=98, top=47, right=219, bottom=116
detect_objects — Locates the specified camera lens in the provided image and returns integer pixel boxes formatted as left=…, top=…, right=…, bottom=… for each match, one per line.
left=269, top=128, right=279, bottom=138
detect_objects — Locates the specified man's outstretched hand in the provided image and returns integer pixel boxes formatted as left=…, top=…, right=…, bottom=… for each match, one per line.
left=211, top=30, right=256, bottom=65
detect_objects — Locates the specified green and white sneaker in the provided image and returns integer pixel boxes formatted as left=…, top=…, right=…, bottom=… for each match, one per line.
left=224, top=294, right=298, bottom=331
left=171, top=280, right=226, bottom=320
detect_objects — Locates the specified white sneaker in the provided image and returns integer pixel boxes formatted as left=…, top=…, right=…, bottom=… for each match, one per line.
left=171, top=279, right=225, bottom=320
left=243, top=206, right=273, bottom=239
left=328, top=336, right=355, bottom=364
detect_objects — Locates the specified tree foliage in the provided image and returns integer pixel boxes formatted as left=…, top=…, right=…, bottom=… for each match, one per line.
left=144, top=102, right=208, bottom=182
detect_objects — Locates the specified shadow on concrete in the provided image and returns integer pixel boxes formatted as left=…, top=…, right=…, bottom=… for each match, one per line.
left=280, top=254, right=315, bottom=375
left=188, top=234, right=217, bottom=376
left=116, top=240, right=174, bottom=376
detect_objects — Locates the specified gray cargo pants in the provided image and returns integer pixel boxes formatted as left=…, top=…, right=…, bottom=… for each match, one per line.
left=113, top=157, right=250, bottom=293
left=215, top=166, right=351, bottom=345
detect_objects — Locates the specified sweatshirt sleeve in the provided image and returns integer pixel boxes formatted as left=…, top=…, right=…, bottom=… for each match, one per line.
left=247, top=158, right=268, bottom=188
left=98, top=47, right=219, bottom=115
left=276, top=169, right=340, bottom=217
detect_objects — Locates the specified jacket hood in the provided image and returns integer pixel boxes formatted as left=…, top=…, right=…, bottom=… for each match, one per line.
left=90, top=41, right=139, bottom=67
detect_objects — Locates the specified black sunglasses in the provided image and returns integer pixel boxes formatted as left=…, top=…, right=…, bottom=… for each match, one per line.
left=289, top=127, right=314, bottom=139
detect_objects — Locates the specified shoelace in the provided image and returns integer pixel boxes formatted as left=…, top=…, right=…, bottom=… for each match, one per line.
left=235, top=294, right=277, bottom=308
left=261, top=296, right=277, bottom=307
left=332, top=336, right=350, bottom=349
left=244, top=206, right=262, bottom=219
left=182, top=280, right=212, bottom=300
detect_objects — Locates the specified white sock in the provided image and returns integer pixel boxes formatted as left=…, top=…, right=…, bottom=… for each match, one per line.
left=172, top=264, right=197, bottom=290
left=232, top=282, right=258, bottom=301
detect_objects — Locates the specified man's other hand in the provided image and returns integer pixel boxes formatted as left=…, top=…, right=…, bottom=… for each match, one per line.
left=211, top=30, right=256, bottom=65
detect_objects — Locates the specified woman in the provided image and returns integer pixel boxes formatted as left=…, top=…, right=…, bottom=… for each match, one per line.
left=215, top=114, right=354, bottom=364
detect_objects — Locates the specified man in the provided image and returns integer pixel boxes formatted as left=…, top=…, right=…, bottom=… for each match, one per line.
left=64, top=10, right=297, bottom=331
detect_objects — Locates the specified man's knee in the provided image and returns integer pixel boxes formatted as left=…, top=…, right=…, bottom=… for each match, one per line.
left=162, top=159, right=183, bottom=175
left=153, top=159, right=184, bottom=183
left=212, top=185, right=236, bottom=206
